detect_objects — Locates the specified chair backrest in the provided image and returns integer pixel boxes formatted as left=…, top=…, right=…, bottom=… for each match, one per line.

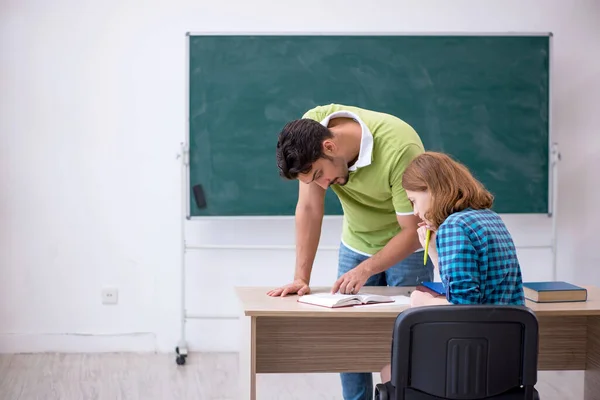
left=390, top=305, right=539, bottom=400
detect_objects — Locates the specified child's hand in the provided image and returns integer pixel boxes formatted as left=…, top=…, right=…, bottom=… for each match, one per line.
left=417, top=224, right=436, bottom=249
left=410, top=290, right=434, bottom=307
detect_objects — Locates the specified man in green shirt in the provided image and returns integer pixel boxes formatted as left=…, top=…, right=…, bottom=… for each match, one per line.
left=268, top=104, right=434, bottom=400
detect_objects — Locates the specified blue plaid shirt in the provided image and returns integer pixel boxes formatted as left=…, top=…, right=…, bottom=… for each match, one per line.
left=436, top=208, right=525, bottom=305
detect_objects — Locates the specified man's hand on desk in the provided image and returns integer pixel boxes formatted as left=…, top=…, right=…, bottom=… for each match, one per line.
left=331, top=265, right=371, bottom=295
left=267, top=279, right=310, bottom=297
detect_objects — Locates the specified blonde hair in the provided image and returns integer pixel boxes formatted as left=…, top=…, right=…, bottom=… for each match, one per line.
left=402, top=151, right=493, bottom=228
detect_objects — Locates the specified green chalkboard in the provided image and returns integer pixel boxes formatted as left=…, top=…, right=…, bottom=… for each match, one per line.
left=187, top=34, right=550, bottom=217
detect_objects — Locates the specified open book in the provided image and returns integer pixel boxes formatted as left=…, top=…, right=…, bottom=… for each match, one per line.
left=297, top=292, right=396, bottom=308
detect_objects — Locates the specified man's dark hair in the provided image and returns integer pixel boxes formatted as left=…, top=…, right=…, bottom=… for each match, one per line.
left=276, top=118, right=333, bottom=180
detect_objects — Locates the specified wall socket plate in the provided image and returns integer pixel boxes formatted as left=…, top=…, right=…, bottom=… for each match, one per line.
left=101, top=287, right=118, bottom=305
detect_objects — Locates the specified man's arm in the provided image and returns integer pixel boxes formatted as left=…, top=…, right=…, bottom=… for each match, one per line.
left=293, top=180, right=326, bottom=284
left=331, top=214, right=422, bottom=294
left=360, top=214, right=422, bottom=276
left=267, top=180, right=325, bottom=296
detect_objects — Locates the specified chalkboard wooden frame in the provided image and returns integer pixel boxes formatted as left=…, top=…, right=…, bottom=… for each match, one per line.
left=182, top=31, right=557, bottom=221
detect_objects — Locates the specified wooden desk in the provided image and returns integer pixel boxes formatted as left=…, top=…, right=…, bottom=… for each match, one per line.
left=236, top=286, right=600, bottom=400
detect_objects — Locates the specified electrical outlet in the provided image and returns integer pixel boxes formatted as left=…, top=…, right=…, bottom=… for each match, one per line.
left=102, top=287, right=118, bottom=305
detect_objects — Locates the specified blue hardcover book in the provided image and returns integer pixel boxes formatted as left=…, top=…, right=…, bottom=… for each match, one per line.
left=417, top=281, right=445, bottom=297
left=523, top=281, right=587, bottom=303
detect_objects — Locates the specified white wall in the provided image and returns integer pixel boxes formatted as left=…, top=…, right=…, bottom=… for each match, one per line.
left=1, top=0, right=599, bottom=353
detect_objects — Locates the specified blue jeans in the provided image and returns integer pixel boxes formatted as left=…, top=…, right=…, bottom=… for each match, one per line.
left=337, top=242, right=434, bottom=400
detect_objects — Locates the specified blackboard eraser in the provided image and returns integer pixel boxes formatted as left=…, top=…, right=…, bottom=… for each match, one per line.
left=193, top=184, right=207, bottom=209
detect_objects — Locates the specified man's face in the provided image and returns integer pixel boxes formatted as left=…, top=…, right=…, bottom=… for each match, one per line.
left=298, top=156, right=349, bottom=190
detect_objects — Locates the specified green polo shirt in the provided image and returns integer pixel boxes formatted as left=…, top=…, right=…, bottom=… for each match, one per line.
left=302, top=104, right=425, bottom=255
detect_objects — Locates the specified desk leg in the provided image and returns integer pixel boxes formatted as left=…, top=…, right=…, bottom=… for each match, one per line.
left=585, top=316, right=600, bottom=400
left=239, top=315, right=256, bottom=400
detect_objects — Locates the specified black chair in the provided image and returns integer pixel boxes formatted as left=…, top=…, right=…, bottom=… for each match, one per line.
left=375, top=305, right=540, bottom=400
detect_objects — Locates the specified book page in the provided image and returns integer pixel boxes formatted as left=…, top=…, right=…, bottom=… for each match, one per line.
left=360, top=294, right=392, bottom=304
left=357, top=293, right=394, bottom=303
left=298, top=293, right=360, bottom=307
left=360, top=295, right=411, bottom=307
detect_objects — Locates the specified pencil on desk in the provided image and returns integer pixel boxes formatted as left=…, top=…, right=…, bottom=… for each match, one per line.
left=424, top=229, right=431, bottom=265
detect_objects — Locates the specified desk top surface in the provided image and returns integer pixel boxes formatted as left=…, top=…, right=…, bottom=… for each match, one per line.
left=235, top=285, right=600, bottom=318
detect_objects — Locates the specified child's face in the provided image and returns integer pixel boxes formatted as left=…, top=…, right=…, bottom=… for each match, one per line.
left=406, top=190, right=433, bottom=226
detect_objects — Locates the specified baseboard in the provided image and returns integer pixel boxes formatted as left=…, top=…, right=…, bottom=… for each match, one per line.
left=0, top=318, right=242, bottom=354
left=0, top=332, right=157, bottom=353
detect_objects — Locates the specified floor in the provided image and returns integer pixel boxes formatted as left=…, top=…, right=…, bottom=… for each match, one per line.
left=0, top=352, right=584, bottom=399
